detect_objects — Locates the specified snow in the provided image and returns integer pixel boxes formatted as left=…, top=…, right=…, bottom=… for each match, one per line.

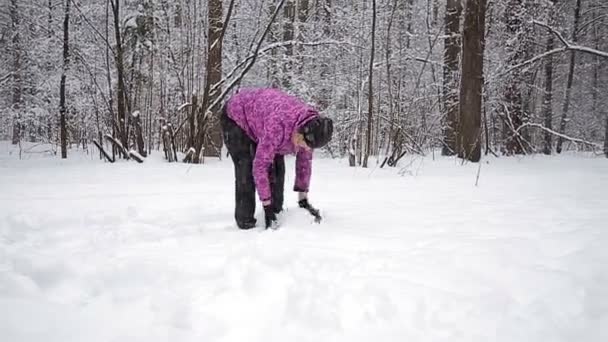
left=1, top=141, right=607, bottom=342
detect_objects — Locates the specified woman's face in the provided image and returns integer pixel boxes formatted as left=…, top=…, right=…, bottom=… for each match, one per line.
left=292, top=133, right=311, bottom=151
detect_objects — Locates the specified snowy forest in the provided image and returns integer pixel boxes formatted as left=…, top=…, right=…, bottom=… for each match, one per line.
left=1, top=0, right=607, bottom=163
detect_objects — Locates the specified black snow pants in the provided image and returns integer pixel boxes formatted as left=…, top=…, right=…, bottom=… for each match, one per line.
left=221, top=106, right=285, bottom=229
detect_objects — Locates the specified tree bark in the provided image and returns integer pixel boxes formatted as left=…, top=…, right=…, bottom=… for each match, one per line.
left=59, top=0, right=70, bottom=159
left=441, top=0, right=462, bottom=156
left=133, top=112, right=146, bottom=157
left=201, top=0, right=224, bottom=159
left=362, top=0, right=377, bottom=168
left=556, top=0, right=582, bottom=154
left=458, top=0, right=486, bottom=162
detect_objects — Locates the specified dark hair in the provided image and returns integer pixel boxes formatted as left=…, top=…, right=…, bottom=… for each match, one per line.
left=300, top=117, right=334, bottom=149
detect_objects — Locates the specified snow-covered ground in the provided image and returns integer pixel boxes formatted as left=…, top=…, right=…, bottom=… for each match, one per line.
left=1, top=142, right=607, bottom=342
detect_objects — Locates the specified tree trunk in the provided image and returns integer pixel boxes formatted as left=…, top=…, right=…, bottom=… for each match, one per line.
left=202, top=0, right=223, bottom=159
left=10, top=0, right=22, bottom=145
left=133, top=112, right=146, bottom=157
left=110, top=0, right=129, bottom=152
left=542, top=0, right=557, bottom=155
left=406, top=0, right=415, bottom=49
left=282, top=0, right=295, bottom=88
left=441, top=0, right=462, bottom=156
left=268, top=3, right=280, bottom=87
left=296, top=0, right=309, bottom=76
left=541, top=33, right=555, bottom=155
left=384, top=0, right=398, bottom=161
left=189, top=94, right=197, bottom=150
left=59, top=0, right=70, bottom=159
left=556, top=0, right=582, bottom=154
left=362, top=0, right=377, bottom=168
left=503, top=0, right=527, bottom=155
left=605, top=112, right=608, bottom=158
left=458, top=0, right=486, bottom=163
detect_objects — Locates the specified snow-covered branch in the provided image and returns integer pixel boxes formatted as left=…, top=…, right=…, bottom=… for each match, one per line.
left=533, top=20, right=608, bottom=59
left=516, top=123, right=602, bottom=150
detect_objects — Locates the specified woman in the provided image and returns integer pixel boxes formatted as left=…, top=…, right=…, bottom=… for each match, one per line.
left=221, top=88, right=333, bottom=229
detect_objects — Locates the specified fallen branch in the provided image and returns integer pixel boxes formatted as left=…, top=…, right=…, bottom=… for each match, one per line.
left=93, top=140, right=115, bottom=163
left=128, top=149, right=145, bottom=163
left=104, top=134, right=129, bottom=159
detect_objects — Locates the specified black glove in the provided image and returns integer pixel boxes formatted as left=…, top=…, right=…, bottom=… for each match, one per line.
left=264, top=205, right=278, bottom=229
left=298, top=198, right=322, bottom=223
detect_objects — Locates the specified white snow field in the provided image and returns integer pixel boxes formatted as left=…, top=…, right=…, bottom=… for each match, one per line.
left=1, top=142, right=607, bottom=342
